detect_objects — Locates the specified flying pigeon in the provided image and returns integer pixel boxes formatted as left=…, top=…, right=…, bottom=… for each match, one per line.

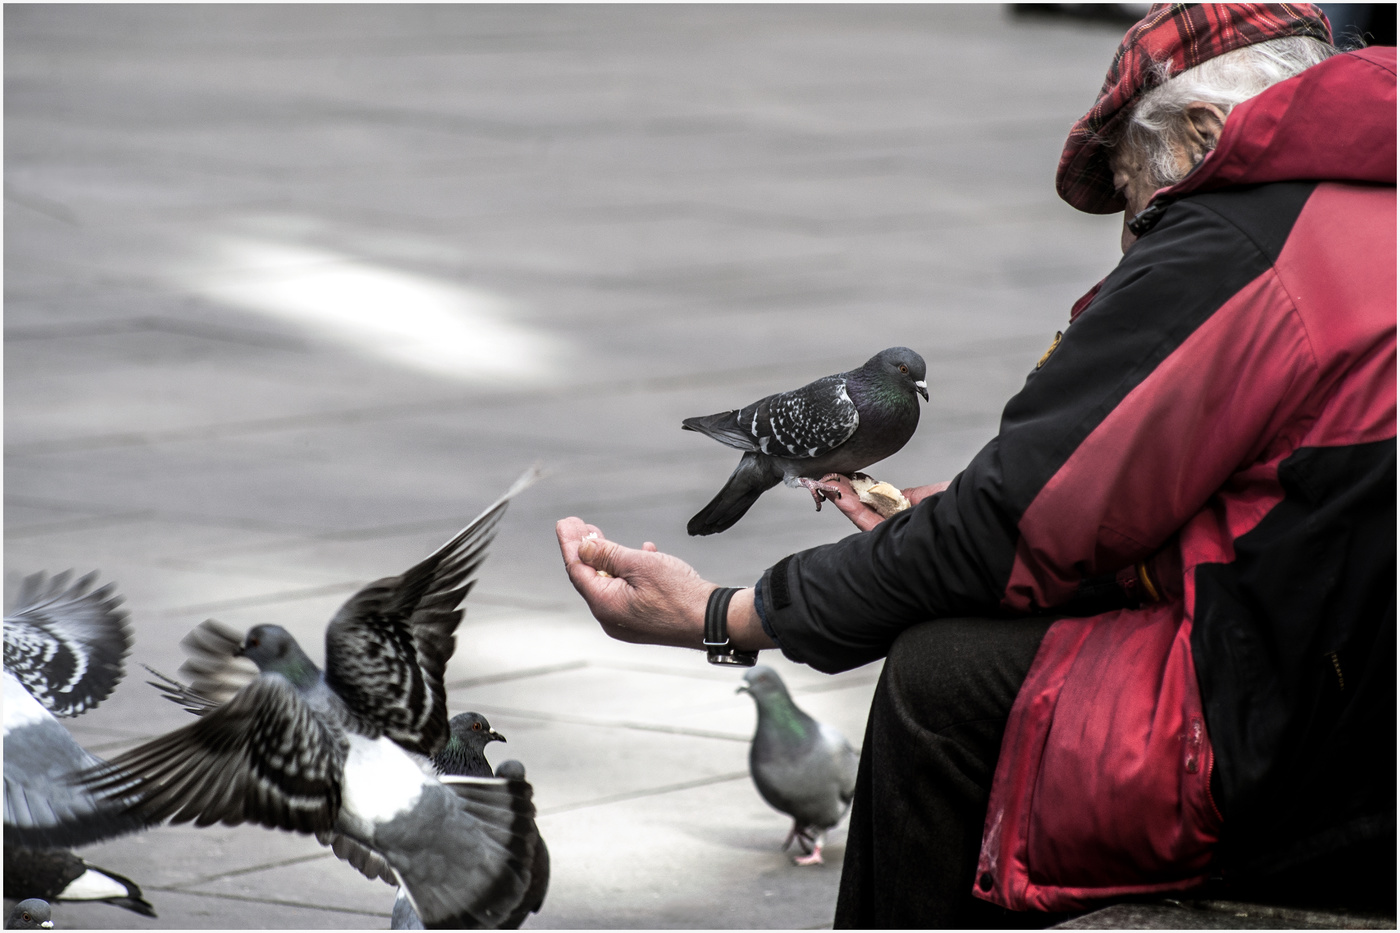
left=3, top=571, right=149, bottom=848
left=738, top=666, right=859, bottom=866
left=5, top=899, right=51, bottom=931
left=82, top=467, right=543, bottom=929
left=682, top=347, right=928, bottom=535
left=3, top=846, right=154, bottom=918
left=393, top=713, right=550, bottom=930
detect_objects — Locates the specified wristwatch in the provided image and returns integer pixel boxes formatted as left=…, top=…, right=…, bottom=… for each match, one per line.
left=703, top=587, right=758, bottom=667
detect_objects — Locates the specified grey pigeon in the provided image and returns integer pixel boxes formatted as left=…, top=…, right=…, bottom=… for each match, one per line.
left=5, top=900, right=51, bottom=931
left=738, top=666, right=859, bottom=866
left=3, top=846, right=154, bottom=918
left=83, top=468, right=542, bottom=930
left=683, top=347, right=928, bottom=535
left=394, top=713, right=550, bottom=930
left=3, top=571, right=149, bottom=848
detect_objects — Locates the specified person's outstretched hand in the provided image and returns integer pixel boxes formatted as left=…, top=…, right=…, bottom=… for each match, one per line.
left=556, top=517, right=776, bottom=652
left=815, top=475, right=951, bottom=531
left=556, top=517, right=713, bottom=647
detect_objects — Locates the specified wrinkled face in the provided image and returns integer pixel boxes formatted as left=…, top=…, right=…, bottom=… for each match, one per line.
left=1108, top=144, right=1162, bottom=221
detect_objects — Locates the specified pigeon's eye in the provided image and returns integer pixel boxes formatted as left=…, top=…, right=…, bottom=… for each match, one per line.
left=899, top=364, right=909, bottom=374
left=472, top=721, right=482, bottom=731
left=248, top=637, right=260, bottom=648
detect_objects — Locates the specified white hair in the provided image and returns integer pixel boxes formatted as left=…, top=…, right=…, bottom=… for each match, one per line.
left=1116, top=36, right=1338, bottom=189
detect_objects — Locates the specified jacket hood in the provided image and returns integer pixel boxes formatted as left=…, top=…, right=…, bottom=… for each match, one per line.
left=1167, top=46, right=1397, bottom=200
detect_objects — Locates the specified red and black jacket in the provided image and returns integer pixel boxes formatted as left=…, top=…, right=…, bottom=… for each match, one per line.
left=756, top=47, right=1395, bottom=908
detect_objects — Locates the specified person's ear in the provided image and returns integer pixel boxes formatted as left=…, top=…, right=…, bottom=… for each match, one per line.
left=1182, top=101, right=1227, bottom=161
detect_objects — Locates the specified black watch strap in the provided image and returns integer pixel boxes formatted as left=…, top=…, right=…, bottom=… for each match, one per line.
left=703, top=587, right=758, bottom=667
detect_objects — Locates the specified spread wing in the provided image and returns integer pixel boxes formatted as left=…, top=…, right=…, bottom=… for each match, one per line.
left=81, top=676, right=347, bottom=834
left=323, top=466, right=540, bottom=757
left=684, top=375, right=858, bottom=461
left=4, top=571, right=131, bottom=718
left=143, top=660, right=397, bottom=885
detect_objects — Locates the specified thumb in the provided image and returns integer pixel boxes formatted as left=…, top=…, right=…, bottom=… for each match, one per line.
left=579, top=535, right=626, bottom=575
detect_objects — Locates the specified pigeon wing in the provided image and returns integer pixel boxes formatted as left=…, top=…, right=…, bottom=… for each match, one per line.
left=82, top=675, right=347, bottom=835
left=747, top=375, right=859, bottom=461
left=323, top=467, right=539, bottom=757
left=4, top=571, right=131, bottom=718
left=386, top=775, right=538, bottom=929
left=171, top=618, right=257, bottom=708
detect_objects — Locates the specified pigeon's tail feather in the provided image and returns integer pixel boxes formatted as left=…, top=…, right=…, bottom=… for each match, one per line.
left=383, top=776, right=537, bottom=930
left=682, top=411, right=758, bottom=452
left=3, top=847, right=157, bottom=918
left=688, top=452, right=781, bottom=536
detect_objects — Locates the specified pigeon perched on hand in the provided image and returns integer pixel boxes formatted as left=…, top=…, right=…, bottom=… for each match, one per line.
left=683, top=347, right=927, bottom=535
left=5, top=899, right=51, bottom=931
left=3, top=571, right=150, bottom=849
left=83, top=468, right=542, bottom=930
left=738, top=666, right=859, bottom=866
left=3, top=846, right=155, bottom=918
left=393, top=713, right=550, bottom=930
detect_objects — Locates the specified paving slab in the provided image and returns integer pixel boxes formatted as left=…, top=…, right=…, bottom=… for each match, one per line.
left=6, top=4, right=1132, bottom=928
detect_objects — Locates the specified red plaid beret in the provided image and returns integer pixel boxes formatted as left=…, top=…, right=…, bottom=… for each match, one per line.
left=1056, top=3, right=1333, bottom=214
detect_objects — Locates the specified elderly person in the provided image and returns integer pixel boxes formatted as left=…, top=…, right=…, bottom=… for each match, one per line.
left=558, top=4, right=1396, bottom=927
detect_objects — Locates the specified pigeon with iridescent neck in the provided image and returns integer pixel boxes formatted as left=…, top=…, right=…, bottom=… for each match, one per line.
left=739, top=666, right=858, bottom=866
left=83, top=468, right=543, bottom=929
left=683, top=347, right=927, bottom=535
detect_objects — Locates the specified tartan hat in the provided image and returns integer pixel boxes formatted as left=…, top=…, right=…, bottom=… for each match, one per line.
left=1056, top=3, right=1333, bottom=214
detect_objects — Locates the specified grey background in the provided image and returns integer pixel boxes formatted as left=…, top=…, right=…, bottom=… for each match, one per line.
left=5, top=5, right=1126, bottom=928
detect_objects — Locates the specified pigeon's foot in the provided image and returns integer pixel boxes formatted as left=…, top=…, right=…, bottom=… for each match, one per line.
left=783, top=822, right=818, bottom=854
left=792, top=839, right=825, bottom=866
left=798, top=476, right=846, bottom=511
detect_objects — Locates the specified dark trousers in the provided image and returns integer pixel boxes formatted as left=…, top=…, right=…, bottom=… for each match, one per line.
left=834, top=616, right=1061, bottom=929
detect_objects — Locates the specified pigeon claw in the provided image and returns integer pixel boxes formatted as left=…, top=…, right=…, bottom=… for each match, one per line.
left=793, top=841, right=825, bottom=866
left=797, top=476, right=844, bottom=511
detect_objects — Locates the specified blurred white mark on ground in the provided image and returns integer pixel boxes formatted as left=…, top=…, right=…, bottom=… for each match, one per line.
left=190, top=236, right=561, bottom=385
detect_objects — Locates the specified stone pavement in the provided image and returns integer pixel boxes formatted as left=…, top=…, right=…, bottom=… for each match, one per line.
left=4, top=6, right=1128, bottom=929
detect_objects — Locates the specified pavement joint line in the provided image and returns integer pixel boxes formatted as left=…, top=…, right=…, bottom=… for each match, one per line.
left=146, top=884, right=388, bottom=918
left=464, top=702, right=751, bottom=743
left=155, top=580, right=363, bottom=618
left=444, top=658, right=591, bottom=690
left=4, top=314, right=308, bottom=351
left=164, top=850, right=340, bottom=890
left=537, top=769, right=751, bottom=816
left=4, top=509, right=159, bottom=539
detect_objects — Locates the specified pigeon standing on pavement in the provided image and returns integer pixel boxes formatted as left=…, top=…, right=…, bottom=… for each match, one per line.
left=5, top=900, right=52, bottom=931
left=738, top=666, right=859, bottom=866
left=83, top=468, right=542, bottom=930
left=393, top=713, right=550, bottom=930
left=682, top=347, right=928, bottom=535
left=3, top=571, right=149, bottom=849
left=3, top=847, right=154, bottom=918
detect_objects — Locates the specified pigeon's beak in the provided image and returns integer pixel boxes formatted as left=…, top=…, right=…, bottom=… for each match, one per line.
left=232, top=644, right=246, bottom=658
left=915, top=380, right=928, bottom=402
left=736, top=683, right=750, bottom=694
left=41, top=924, right=53, bottom=930
left=489, top=730, right=507, bottom=743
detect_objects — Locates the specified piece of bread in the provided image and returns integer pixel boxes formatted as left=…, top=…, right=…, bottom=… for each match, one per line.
left=850, top=475, right=911, bottom=518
